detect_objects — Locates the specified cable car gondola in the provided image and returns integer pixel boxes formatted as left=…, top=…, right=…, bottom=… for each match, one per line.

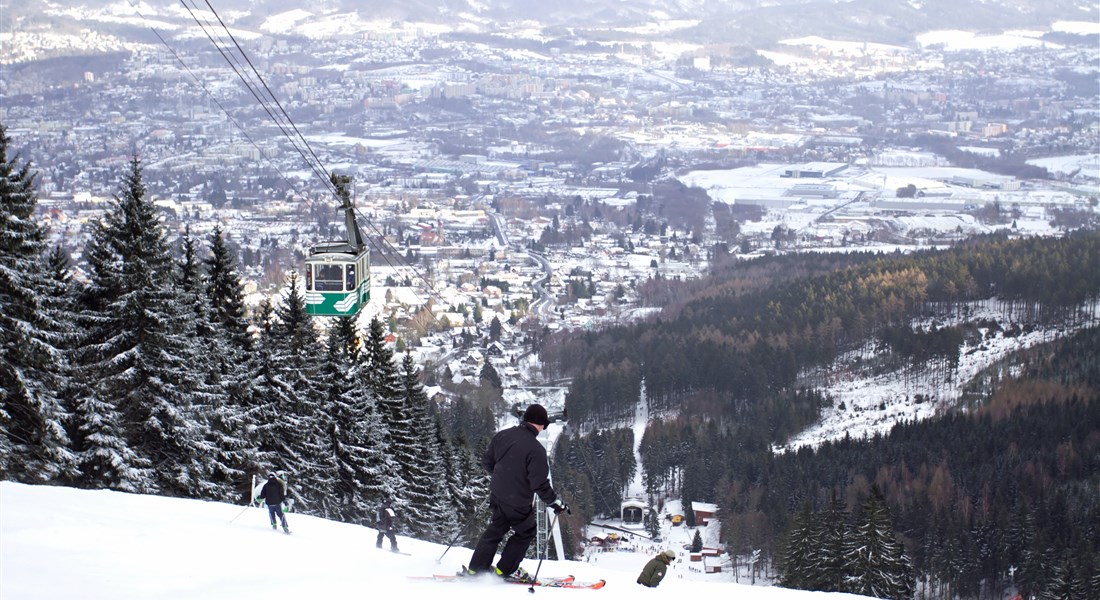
left=304, top=175, right=370, bottom=317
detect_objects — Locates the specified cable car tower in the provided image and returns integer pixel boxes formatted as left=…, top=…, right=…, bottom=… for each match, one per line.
left=304, top=174, right=370, bottom=317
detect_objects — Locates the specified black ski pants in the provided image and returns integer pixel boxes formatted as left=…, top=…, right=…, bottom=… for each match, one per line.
left=469, top=497, right=536, bottom=576
left=377, top=528, right=398, bottom=549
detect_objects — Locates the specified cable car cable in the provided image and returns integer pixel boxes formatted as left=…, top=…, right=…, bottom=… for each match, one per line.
left=191, top=0, right=339, bottom=196
left=123, top=0, right=312, bottom=203
left=178, top=0, right=454, bottom=313
left=180, top=0, right=338, bottom=202
left=185, top=0, right=448, bottom=308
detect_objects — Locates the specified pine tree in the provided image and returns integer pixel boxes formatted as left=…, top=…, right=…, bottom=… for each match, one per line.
left=395, top=353, right=454, bottom=542
left=70, top=158, right=206, bottom=495
left=315, top=328, right=359, bottom=522
left=847, top=486, right=914, bottom=599
left=363, top=317, right=403, bottom=407
left=204, top=225, right=251, bottom=352
left=0, top=127, right=71, bottom=482
left=69, top=218, right=150, bottom=490
left=362, top=317, right=406, bottom=500
left=258, top=273, right=325, bottom=512
left=442, top=427, right=491, bottom=546
left=317, top=320, right=398, bottom=524
left=177, top=225, right=246, bottom=501
left=778, top=504, right=817, bottom=589
left=42, top=244, right=82, bottom=485
left=813, top=490, right=850, bottom=592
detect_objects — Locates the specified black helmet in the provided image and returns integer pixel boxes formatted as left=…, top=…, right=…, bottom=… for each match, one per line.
left=268, top=472, right=277, bottom=479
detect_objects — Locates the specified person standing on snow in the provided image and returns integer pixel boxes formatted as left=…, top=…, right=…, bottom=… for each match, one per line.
left=376, top=498, right=400, bottom=552
left=256, top=472, right=290, bottom=533
left=637, top=549, right=676, bottom=587
left=466, top=404, right=568, bottom=582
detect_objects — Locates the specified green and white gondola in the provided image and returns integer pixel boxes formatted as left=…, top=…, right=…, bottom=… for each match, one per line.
left=304, top=174, right=371, bottom=317
left=304, top=244, right=369, bottom=316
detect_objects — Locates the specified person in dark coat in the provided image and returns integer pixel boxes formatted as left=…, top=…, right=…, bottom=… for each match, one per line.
left=637, top=549, right=676, bottom=587
left=466, top=404, right=568, bottom=581
left=376, top=498, right=399, bottom=552
left=256, top=472, right=289, bottom=533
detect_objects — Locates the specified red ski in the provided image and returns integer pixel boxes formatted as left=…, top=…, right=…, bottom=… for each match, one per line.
left=407, top=573, right=604, bottom=588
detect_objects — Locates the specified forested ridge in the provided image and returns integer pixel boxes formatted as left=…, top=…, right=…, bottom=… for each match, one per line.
left=549, top=232, right=1100, bottom=598
left=552, top=232, right=1100, bottom=425
left=0, top=128, right=496, bottom=547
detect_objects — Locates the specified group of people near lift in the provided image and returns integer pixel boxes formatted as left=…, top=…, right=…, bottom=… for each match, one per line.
left=256, top=403, right=677, bottom=587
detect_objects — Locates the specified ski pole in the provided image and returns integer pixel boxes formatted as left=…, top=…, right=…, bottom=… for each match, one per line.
left=437, top=503, right=488, bottom=563
left=528, top=511, right=560, bottom=594
left=231, top=473, right=259, bottom=524
left=229, top=503, right=252, bottom=524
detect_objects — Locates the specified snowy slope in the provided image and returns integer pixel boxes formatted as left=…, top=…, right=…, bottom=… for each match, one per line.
left=0, top=482, right=869, bottom=600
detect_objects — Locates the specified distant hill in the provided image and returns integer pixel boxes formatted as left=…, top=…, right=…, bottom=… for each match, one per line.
left=6, top=0, right=1094, bottom=49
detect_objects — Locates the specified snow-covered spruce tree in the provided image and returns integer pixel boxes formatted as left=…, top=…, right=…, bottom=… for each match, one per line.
left=0, top=126, right=72, bottom=483
left=259, top=273, right=326, bottom=512
left=204, top=225, right=251, bottom=353
left=68, top=217, right=149, bottom=491
left=362, top=318, right=406, bottom=493
left=441, top=426, right=491, bottom=547
left=777, top=504, right=818, bottom=590
left=41, top=244, right=83, bottom=485
left=175, top=225, right=247, bottom=502
left=317, top=319, right=364, bottom=522
left=313, top=322, right=356, bottom=522
left=71, top=158, right=206, bottom=494
left=812, top=490, right=851, bottom=592
left=201, top=225, right=256, bottom=499
left=846, top=486, right=914, bottom=599
left=363, top=317, right=403, bottom=409
left=241, top=298, right=287, bottom=478
left=396, top=353, right=454, bottom=542
left=322, top=316, right=401, bottom=524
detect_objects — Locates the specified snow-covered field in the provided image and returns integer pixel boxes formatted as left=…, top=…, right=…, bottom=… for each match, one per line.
left=0, top=482, right=870, bottom=600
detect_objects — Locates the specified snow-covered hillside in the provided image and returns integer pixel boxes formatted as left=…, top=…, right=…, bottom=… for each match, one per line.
left=0, top=482, right=870, bottom=600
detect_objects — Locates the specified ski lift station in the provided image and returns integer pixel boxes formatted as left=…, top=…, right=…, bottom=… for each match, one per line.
left=621, top=498, right=646, bottom=527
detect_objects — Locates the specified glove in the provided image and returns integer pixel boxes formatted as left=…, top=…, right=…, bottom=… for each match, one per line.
left=254, top=497, right=261, bottom=504
left=550, top=500, right=570, bottom=515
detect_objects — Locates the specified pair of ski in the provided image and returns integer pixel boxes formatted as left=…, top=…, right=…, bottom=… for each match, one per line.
left=408, top=573, right=605, bottom=589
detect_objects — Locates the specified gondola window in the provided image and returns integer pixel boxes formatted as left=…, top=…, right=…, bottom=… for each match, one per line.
left=315, top=264, right=345, bottom=291
left=346, top=264, right=356, bottom=291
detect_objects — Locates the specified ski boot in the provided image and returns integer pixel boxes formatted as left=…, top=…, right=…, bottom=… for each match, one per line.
left=499, top=566, right=533, bottom=583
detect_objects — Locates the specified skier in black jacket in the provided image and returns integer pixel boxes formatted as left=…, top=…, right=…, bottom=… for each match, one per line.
left=376, top=498, right=400, bottom=552
left=256, top=472, right=290, bottom=533
left=466, top=404, right=568, bottom=581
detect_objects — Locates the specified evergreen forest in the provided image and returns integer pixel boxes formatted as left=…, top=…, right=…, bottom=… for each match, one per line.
left=0, top=128, right=494, bottom=547
left=546, top=229, right=1100, bottom=598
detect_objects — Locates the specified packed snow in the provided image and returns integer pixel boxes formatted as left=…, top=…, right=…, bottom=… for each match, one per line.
left=0, top=482, right=870, bottom=600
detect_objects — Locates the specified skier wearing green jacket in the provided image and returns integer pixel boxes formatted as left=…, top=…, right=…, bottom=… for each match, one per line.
left=637, top=549, right=676, bottom=587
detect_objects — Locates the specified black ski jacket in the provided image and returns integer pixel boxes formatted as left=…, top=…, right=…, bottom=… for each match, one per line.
left=482, top=422, right=558, bottom=509
left=258, top=478, right=286, bottom=505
